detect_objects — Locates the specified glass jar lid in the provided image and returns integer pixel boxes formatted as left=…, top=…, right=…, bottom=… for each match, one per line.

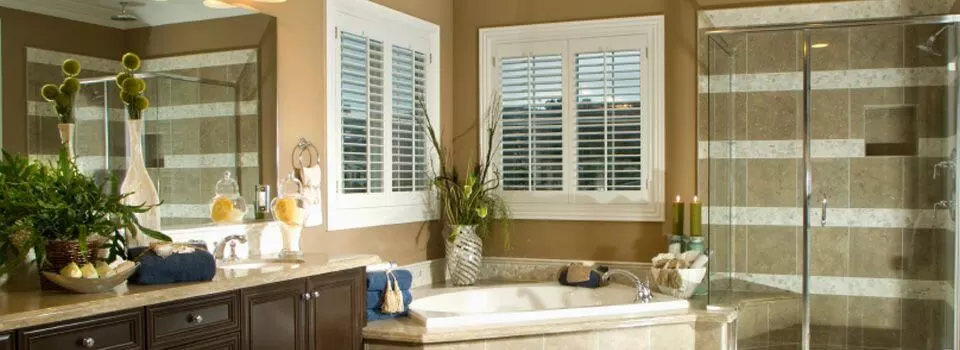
left=215, top=171, right=240, bottom=196
left=278, top=172, right=303, bottom=197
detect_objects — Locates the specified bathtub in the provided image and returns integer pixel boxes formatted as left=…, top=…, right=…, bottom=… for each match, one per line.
left=408, top=282, right=690, bottom=329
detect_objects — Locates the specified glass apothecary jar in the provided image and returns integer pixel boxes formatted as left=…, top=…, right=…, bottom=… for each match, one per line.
left=210, top=171, right=248, bottom=224
left=271, top=173, right=306, bottom=258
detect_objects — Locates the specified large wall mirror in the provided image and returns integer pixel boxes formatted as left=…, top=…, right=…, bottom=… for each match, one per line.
left=0, top=0, right=278, bottom=229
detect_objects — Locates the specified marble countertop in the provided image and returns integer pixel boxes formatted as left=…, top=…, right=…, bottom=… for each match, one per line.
left=0, top=253, right=380, bottom=332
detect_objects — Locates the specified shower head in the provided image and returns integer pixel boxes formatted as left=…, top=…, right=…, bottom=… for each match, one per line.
left=110, top=2, right=139, bottom=22
left=917, top=26, right=949, bottom=57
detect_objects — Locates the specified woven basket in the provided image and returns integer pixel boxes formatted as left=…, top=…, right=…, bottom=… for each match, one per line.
left=650, top=267, right=707, bottom=299
left=39, top=240, right=99, bottom=291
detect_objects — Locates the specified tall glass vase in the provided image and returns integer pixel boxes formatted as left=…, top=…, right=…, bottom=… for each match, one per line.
left=445, top=225, right=483, bottom=286
left=57, top=123, right=75, bottom=160
left=119, top=118, right=161, bottom=247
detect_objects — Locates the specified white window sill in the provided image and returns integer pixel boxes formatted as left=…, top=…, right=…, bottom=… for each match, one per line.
left=327, top=203, right=438, bottom=230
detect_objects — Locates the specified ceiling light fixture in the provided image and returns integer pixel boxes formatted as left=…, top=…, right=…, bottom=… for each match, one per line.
left=811, top=43, right=829, bottom=49
left=203, top=0, right=236, bottom=9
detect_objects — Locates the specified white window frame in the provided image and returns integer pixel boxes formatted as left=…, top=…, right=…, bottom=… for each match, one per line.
left=479, top=16, right=665, bottom=222
left=326, top=0, right=441, bottom=230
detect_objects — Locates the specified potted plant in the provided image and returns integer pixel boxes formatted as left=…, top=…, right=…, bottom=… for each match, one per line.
left=115, top=52, right=162, bottom=246
left=39, top=59, right=82, bottom=160
left=0, top=149, right=171, bottom=289
left=419, top=95, right=511, bottom=286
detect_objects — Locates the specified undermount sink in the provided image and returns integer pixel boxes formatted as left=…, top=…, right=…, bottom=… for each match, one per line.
left=218, top=259, right=305, bottom=270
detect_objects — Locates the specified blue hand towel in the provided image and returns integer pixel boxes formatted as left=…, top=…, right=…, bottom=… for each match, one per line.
left=558, top=265, right=608, bottom=288
left=366, top=309, right=408, bottom=322
left=366, top=270, right=413, bottom=291
left=127, top=247, right=217, bottom=285
left=366, top=290, right=413, bottom=310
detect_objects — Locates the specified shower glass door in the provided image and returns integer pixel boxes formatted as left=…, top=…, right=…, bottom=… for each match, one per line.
left=806, top=22, right=958, bottom=349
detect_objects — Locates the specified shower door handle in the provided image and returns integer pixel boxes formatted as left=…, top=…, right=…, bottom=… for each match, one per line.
left=820, top=197, right=828, bottom=227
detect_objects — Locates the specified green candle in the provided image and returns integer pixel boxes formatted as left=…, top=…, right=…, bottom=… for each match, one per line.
left=673, top=195, right=684, bottom=235
left=691, top=195, right=702, bottom=236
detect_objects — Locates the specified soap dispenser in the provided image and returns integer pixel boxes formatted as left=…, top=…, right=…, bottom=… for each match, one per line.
left=272, top=172, right=307, bottom=258
left=210, top=171, right=248, bottom=224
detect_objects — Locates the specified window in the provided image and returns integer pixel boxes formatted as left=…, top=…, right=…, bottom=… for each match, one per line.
left=480, top=17, right=665, bottom=221
left=326, top=0, right=440, bottom=230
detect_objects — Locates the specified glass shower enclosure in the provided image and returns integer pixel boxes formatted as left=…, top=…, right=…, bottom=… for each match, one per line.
left=701, top=16, right=960, bottom=349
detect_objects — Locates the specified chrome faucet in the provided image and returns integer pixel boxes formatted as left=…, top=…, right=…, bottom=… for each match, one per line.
left=602, top=269, right=653, bottom=303
left=214, top=235, right=248, bottom=261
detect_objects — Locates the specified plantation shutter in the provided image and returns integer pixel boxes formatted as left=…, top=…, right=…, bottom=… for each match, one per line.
left=339, top=31, right=385, bottom=194
left=391, top=46, right=429, bottom=192
left=499, top=54, right=564, bottom=191
left=574, top=50, right=644, bottom=191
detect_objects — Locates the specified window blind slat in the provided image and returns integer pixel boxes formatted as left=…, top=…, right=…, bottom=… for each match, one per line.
left=499, top=54, right=564, bottom=192
left=340, top=31, right=385, bottom=194
left=575, top=50, right=643, bottom=192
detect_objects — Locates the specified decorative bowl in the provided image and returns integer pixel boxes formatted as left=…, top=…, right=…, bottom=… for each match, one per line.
left=41, top=263, right=139, bottom=294
left=650, top=267, right=706, bottom=299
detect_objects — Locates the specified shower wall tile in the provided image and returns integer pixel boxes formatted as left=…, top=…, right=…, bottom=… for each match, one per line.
left=849, top=87, right=905, bottom=139
left=159, top=168, right=206, bottom=205
left=905, top=85, right=947, bottom=138
left=810, top=227, right=849, bottom=277
left=850, top=24, right=904, bottom=69
left=746, top=91, right=800, bottom=140
left=903, top=157, right=946, bottom=210
left=849, top=228, right=903, bottom=279
left=708, top=92, right=747, bottom=141
left=810, top=28, right=850, bottom=71
left=903, top=228, right=948, bottom=281
left=239, top=114, right=260, bottom=153
left=810, top=89, right=850, bottom=139
left=810, top=294, right=847, bottom=345
left=746, top=31, right=799, bottom=74
left=864, top=106, right=916, bottom=145
left=199, top=117, right=238, bottom=154
left=847, top=296, right=902, bottom=348
left=849, top=157, right=903, bottom=208
left=900, top=299, right=947, bottom=349
left=810, top=158, right=850, bottom=208
left=746, top=159, right=797, bottom=207
left=708, top=158, right=747, bottom=207
left=170, top=119, right=202, bottom=155
left=746, top=226, right=798, bottom=274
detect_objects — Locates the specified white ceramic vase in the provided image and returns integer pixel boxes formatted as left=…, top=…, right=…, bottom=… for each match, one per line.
left=445, top=225, right=483, bottom=286
left=57, top=123, right=75, bottom=160
left=119, top=119, right=162, bottom=247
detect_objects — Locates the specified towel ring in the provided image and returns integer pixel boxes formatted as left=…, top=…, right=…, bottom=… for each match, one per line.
left=292, top=137, right=319, bottom=169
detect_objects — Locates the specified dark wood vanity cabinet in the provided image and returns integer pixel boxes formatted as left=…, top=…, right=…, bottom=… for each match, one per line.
left=307, top=269, right=365, bottom=350
left=6, top=267, right=366, bottom=350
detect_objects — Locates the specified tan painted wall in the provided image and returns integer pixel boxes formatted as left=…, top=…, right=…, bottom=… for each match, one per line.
left=453, top=0, right=699, bottom=262
left=253, top=0, right=454, bottom=265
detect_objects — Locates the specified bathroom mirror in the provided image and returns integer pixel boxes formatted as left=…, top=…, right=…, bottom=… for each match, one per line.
left=0, top=0, right=278, bottom=229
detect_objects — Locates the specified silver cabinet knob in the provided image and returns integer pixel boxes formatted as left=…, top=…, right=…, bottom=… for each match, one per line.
left=302, top=292, right=312, bottom=301
left=311, top=291, right=320, bottom=298
left=188, top=313, right=203, bottom=324
left=79, top=336, right=95, bottom=348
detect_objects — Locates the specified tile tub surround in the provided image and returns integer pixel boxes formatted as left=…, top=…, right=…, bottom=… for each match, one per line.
left=0, top=253, right=379, bottom=332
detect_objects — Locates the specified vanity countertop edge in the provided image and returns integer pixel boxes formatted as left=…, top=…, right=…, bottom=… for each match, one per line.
left=0, top=253, right=380, bottom=332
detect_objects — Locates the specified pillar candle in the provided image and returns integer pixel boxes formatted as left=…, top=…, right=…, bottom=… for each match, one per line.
left=690, top=195, right=702, bottom=236
left=673, top=195, right=684, bottom=235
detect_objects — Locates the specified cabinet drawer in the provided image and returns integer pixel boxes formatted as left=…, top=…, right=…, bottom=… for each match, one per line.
left=146, top=291, right=240, bottom=348
left=0, top=333, right=12, bottom=350
left=18, top=309, right=143, bottom=350
left=157, top=332, right=240, bottom=350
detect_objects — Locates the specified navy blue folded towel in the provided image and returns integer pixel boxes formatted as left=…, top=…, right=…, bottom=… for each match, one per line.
left=127, top=247, right=217, bottom=285
left=366, top=290, right=413, bottom=310
left=366, top=270, right=413, bottom=291
left=367, top=309, right=408, bottom=322
left=558, top=265, right=609, bottom=288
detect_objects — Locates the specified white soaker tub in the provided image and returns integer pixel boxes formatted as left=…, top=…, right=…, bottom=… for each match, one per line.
left=408, top=282, right=690, bottom=329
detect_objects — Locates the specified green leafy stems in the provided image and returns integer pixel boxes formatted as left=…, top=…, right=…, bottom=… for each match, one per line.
left=116, top=52, right=150, bottom=120
left=418, top=93, right=511, bottom=247
left=0, top=148, right=171, bottom=276
left=39, top=59, right=82, bottom=124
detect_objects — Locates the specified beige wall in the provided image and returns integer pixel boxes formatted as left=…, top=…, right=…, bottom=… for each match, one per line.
left=453, top=0, right=699, bottom=262
left=253, top=0, right=453, bottom=265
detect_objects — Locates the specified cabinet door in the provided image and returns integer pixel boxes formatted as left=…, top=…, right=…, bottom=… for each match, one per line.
left=307, top=268, right=364, bottom=350
left=240, top=279, right=308, bottom=350
left=18, top=309, right=143, bottom=350
left=0, top=333, right=11, bottom=350
left=160, top=332, right=240, bottom=350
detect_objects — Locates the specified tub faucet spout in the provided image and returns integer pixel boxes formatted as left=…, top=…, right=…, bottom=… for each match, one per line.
left=602, top=269, right=653, bottom=303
